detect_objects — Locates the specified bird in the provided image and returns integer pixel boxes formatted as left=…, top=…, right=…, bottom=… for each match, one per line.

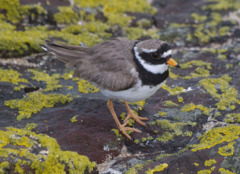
left=41, top=39, right=180, bottom=140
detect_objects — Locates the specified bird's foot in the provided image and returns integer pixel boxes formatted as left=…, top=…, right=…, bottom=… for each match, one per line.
left=123, top=110, right=148, bottom=126
left=119, top=121, right=142, bottom=140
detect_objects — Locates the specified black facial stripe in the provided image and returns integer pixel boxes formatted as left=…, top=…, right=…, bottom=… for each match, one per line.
left=132, top=44, right=169, bottom=86
left=134, top=57, right=169, bottom=86
left=140, top=52, right=167, bottom=65
left=157, top=43, right=171, bottom=55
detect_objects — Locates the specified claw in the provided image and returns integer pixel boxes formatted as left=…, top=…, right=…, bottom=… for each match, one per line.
left=107, top=99, right=146, bottom=140
left=123, top=102, right=148, bottom=126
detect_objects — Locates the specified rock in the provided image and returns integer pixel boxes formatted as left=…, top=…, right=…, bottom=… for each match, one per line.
left=1, top=0, right=240, bottom=173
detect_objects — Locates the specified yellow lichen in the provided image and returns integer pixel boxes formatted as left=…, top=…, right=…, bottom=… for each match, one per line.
left=191, top=125, right=240, bottom=152
left=0, top=68, right=29, bottom=85
left=163, top=100, right=179, bottom=107
left=194, top=163, right=199, bottom=167
left=24, top=123, right=37, bottom=131
left=178, top=96, right=184, bottom=103
left=204, top=159, right=217, bottom=167
left=169, top=60, right=212, bottom=80
left=158, top=111, right=167, bottom=116
left=145, top=163, right=168, bottom=174
left=0, top=161, right=10, bottom=173
left=77, top=80, right=99, bottom=93
left=54, top=6, right=80, bottom=24
left=71, top=115, right=78, bottom=123
left=197, top=169, right=212, bottom=174
left=218, top=141, right=235, bottom=156
left=151, top=120, right=196, bottom=142
left=125, top=27, right=159, bottom=40
left=4, top=92, right=73, bottom=121
left=128, top=100, right=145, bottom=110
left=182, top=103, right=210, bottom=115
left=75, top=0, right=156, bottom=27
left=29, top=69, right=63, bottom=92
left=0, top=127, right=96, bottom=173
left=162, top=84, right=185, bottom=95
left=219, top=168, right=236, bottom=174
left=199, top=75, right=240, bottom=110
left=224, top=113, right=240, bottom=123
left=14, top=85, right=27, bottom=91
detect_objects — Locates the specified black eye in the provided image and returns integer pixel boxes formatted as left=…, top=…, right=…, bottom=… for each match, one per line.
left=151, top=52, right=160, bottom=59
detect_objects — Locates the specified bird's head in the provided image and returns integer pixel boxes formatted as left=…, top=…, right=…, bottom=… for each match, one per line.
left=133, top=40, right=180, bottom=74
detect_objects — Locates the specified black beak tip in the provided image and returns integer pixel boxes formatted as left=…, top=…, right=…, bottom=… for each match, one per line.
left=176, top=64, right=181, bottom=68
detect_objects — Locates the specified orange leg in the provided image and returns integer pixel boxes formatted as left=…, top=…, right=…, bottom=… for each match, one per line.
left=123, top=101, right=148, bottom=126
left=107, top=99, right=141, bottom=140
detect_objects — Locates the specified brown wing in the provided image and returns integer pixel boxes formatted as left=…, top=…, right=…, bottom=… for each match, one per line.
left=74, top=39, right=138, bottom=91
left=43, top=39, right=138, bottom=91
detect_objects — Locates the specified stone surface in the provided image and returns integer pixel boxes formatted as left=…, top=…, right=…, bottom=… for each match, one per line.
left=0, top=0, right=240, bottom=173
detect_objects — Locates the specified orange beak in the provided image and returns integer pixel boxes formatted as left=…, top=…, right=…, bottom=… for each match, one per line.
left=167, top=58, right=181, bottom=68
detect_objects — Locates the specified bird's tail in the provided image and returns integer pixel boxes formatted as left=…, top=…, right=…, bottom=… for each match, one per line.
left=41, top=40, right=88, bottom=68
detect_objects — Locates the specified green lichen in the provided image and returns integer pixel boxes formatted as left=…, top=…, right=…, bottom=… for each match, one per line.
left=125, top=163, right=144, bottom=174
left=14, top=85, right=27, bottom=91
left=0, top=68, right=29, bottom=85
left=151, top=120, right=196, bottom=142
left=137, top=19, right=152, bottom=28
left=54, top=6, right=81, bottom=24
left=191, top=125, right=240, bottom=152
left=0, top=127, right=96, bottom=173
left=182, top=103, right=211, bottom=115
left=29, top=69, right=62, bottom=92
left=224, top=113, right=240, bottom=123
left=186, top=2, right=235, bottom=45
left=191, top=13, right=207, bottom=23
left=145, top=163, right=168, bottom=174
left=141, top=136, right=153, bottom=143
left=75, top=0, right=156, bottom=27
left=204, top=159, right=217, bottom=167
left=162, top=84, right=185, bottom=95
left=0, top=0, right=22, bottom=23
left=77, top=80, right=99, bottom=93
left=125, top=27, right=159, bottom=40
left=24, top=123, right=37, bottom=131
left=218, top=141, right=235, bottom=156
left=219, top=168, right=236, bottom=174
left=62, top=22, right=111, bottom=38
left=0, top=161, right=10, bottom=173
left=163, top=100, right=179, bottom=107
left=111, top=129, right=123, bottom=138
left=202, top=0, right=240, bottom=11
left=4, top=92, right=73, bottom=121
left=0, top=26, right=48, bottom=57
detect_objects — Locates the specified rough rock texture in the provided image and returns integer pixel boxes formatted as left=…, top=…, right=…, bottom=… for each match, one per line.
left=0, top=0, right=240, bottom=173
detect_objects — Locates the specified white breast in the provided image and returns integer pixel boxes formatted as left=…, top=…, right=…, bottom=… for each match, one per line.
left=100, top=80, right=166, bottom=102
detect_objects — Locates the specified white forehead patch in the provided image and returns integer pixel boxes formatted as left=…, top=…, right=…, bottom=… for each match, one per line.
left=142, top=48, right=157, bottom=53
left=162, top=50, right=172, bottom=58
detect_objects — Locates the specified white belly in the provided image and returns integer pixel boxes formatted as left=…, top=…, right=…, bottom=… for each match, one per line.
left=100, top=80, right=166, bottom=102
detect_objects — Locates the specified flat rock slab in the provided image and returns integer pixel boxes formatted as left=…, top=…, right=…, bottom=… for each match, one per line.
left=1, top=0, right=240, bottom=173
